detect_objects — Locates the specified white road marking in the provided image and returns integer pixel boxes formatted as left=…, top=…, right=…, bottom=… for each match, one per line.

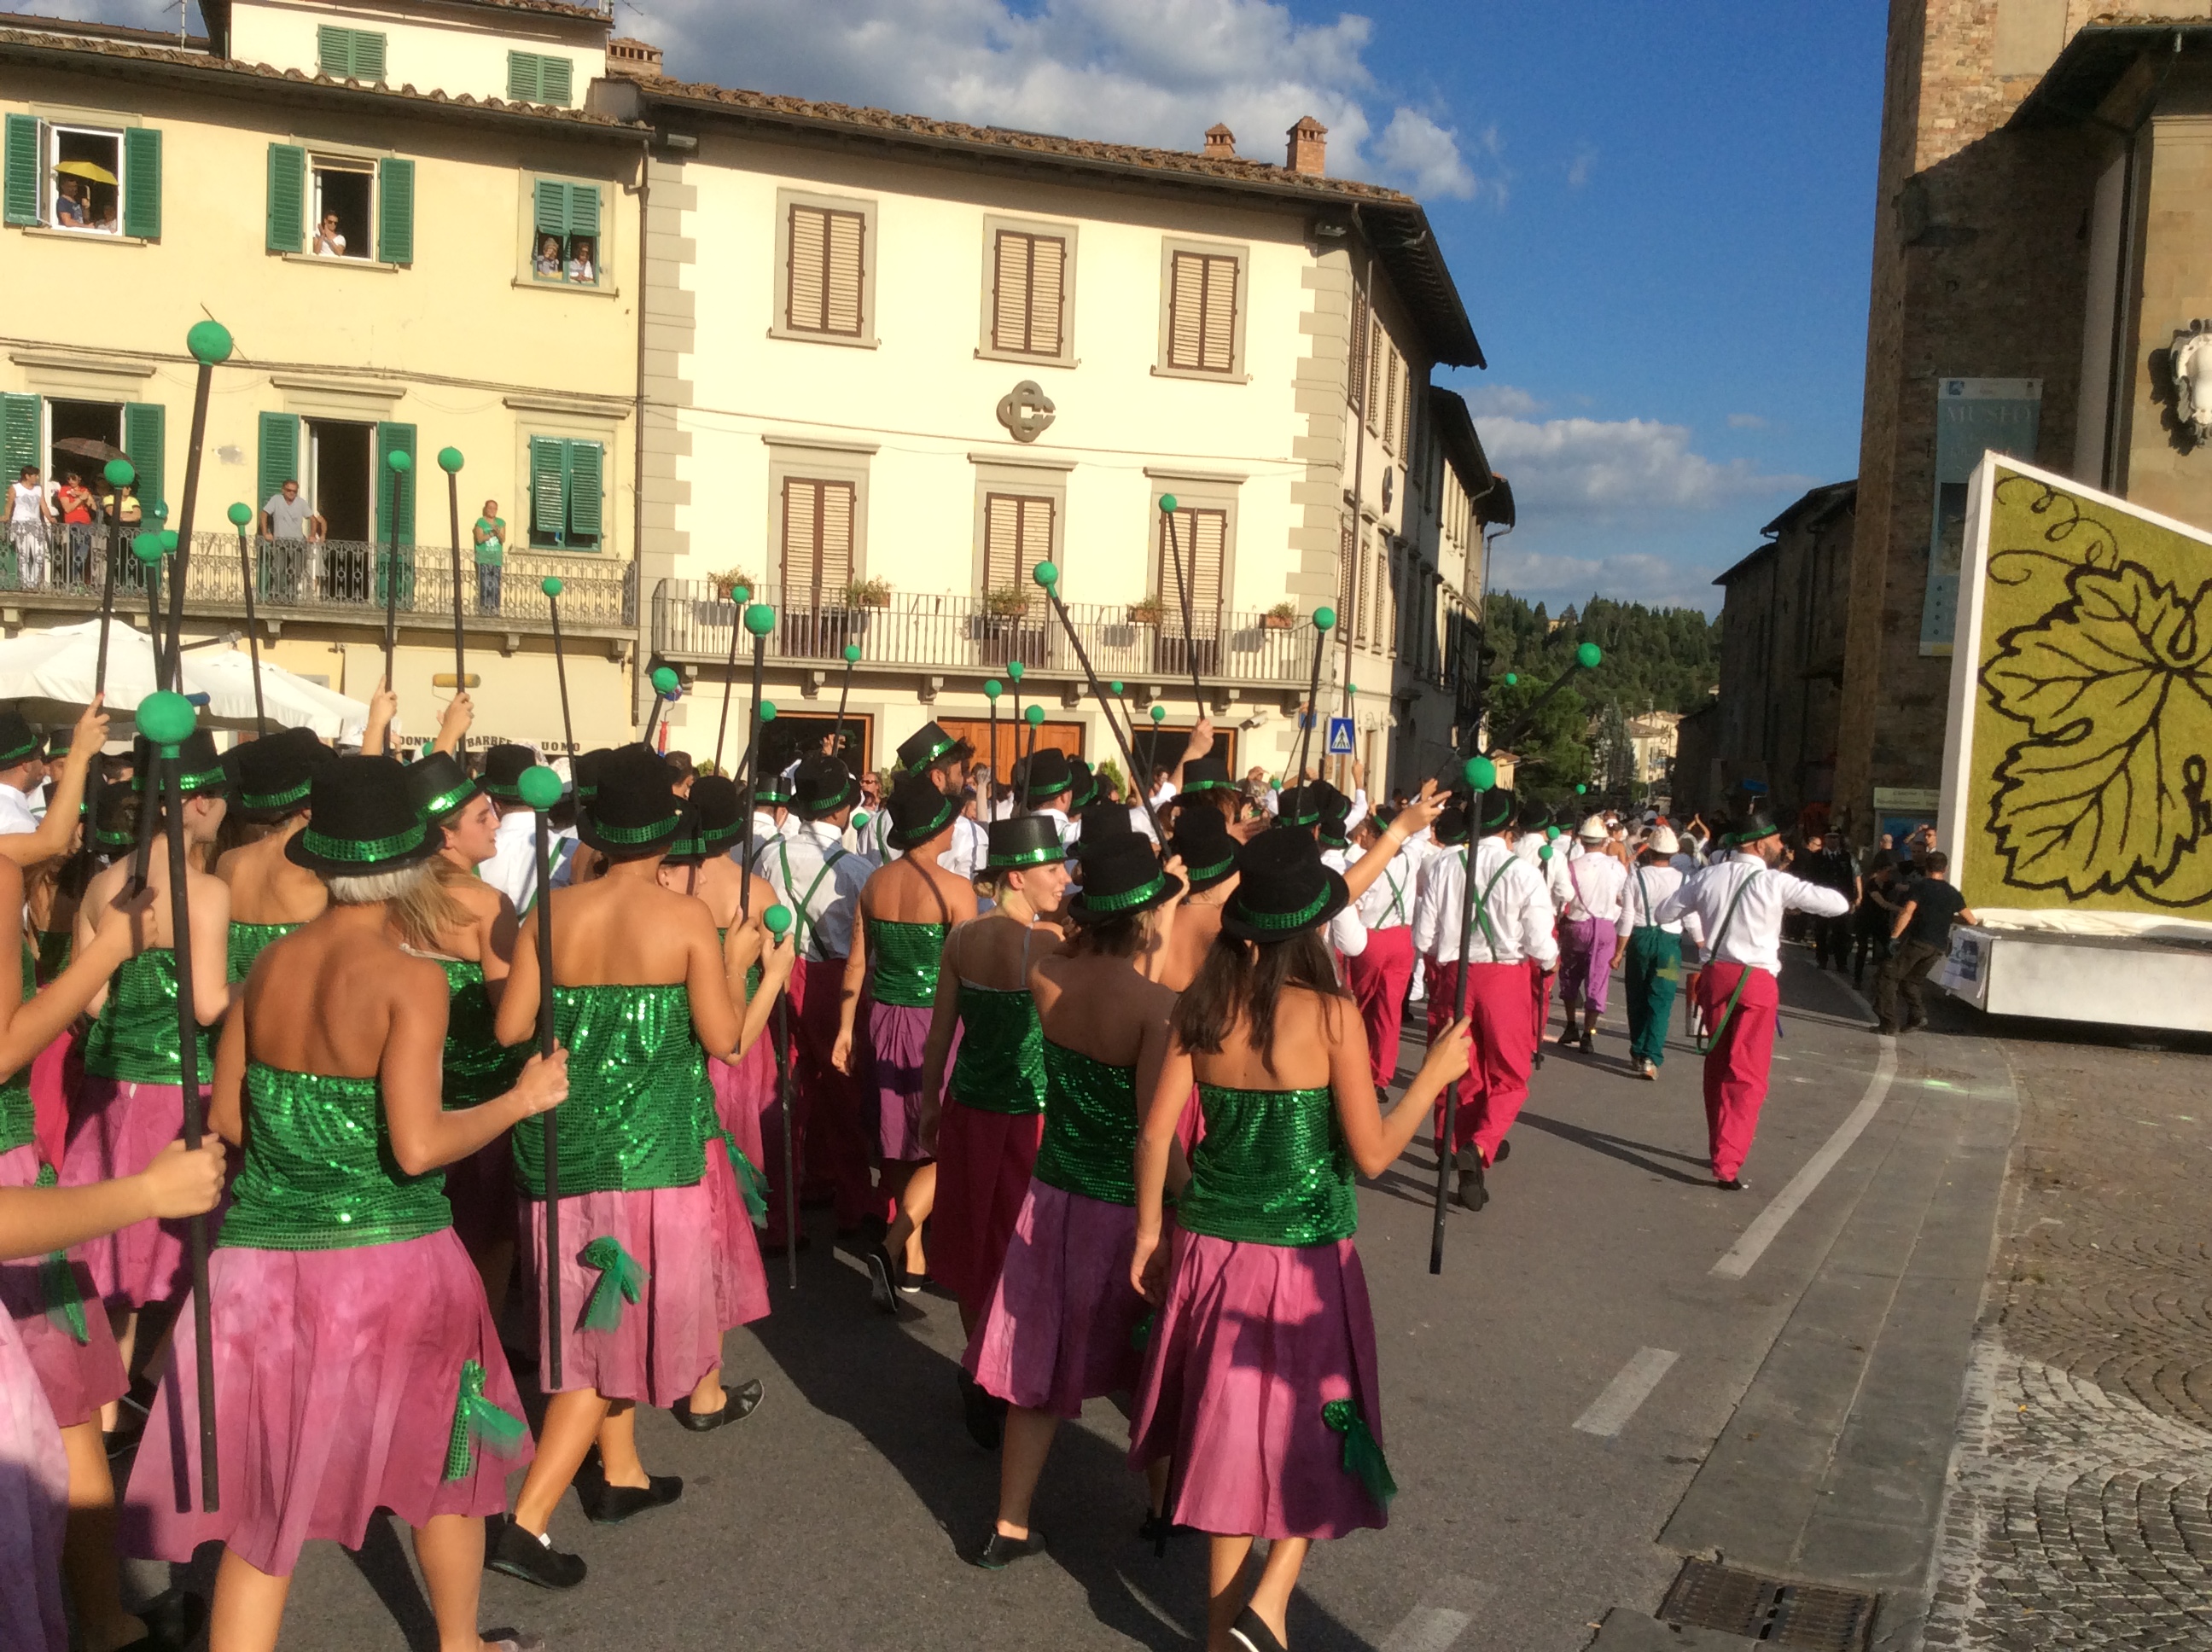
left=1379, top=1576, right=1487, bottom=1652
left=1573, top=1347, right=1679, bottom=1437
left=1711, top=1037, right=1897, bottom=1281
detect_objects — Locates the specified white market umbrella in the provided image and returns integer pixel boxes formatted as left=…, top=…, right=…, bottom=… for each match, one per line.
left=187, top=649, right=369, bottom=742
left=0, top=620, right=369, bottom=740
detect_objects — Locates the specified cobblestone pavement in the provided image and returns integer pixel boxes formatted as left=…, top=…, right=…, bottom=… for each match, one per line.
left=1924, top=1024, right=2212, bottom=1649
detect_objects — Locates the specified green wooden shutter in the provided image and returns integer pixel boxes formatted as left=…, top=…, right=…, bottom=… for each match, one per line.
left=376, top=156, right=414, bottom=265
left=123, top=403, right=165, bottom=523
left=566, top=441, right=602, bottom=543
left=266, top=143, right=305, bottom=253
left=376, top=422, right=416, bottom=545
left=3, top=114, right=38, bottom=227
left=255, top=412, right=300, bottom=515
left=0, top=394, right=39, bottom=477
left=506, top=51, right=542, bottom=102
left=317, top=24, right=349, bottom=75
left=540, top=57, right=573, bottom=106
left=122, top=127, right=161, bottom=240
left=568, top=182, right=600, bottom=237
left=529, top=436, right=565, bottom=544
left=352, top=31, right=387, bottom=81
left=533, top=178, right=569, bottom=239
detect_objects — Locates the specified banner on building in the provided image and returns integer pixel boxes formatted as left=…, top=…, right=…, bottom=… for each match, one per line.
left=1939, top=455, right=2212, bottom=917
left=1920, top=377, right=2040, bottom=656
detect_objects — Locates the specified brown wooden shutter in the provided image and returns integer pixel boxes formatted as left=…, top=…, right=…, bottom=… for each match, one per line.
left=1163, top=507, right=1225, bottom=638
left=1382, top=352, right=1400, bottom=450
left=1337, top=521, right=1354, bottom=622
left=985, top=492, right=1053, bottom=611
left=1366, top=320, right=1384, bottom=433
left=782, top=478, right=854, bottom=609
left=788, top=204, right=865, bottom=335
left=992, top=230, right=1065, bottom=356
left=1349, top=288, right=1369, bottom=414
left=1167, top=250, right=1237, bottom=372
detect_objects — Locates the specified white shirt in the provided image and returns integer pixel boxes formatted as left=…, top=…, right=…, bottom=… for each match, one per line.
left=1412, top=835, right=1559, bottom=968
left=1621, top=861, right=1703, bottom=945
left=1561, top=847, right=1627, bottom=925
left=8, top=482, right=43, bottom=525
left=0, top=782, right=38, bottom=838
left=1353, top=845, right=1416, bottom=931
left=753, top=819, right=874, bottom=961
left=1515, top=834, right=1575, bottom=910
left=482, top=808, right=542, bottom=910
left=1033, top=806, right=1072, bottom=852
left=1317, top=846, right=1370, bottom=959
left=1651, top=852, right=1848, bottom=975
left=866, top=805, right=987, bottom=881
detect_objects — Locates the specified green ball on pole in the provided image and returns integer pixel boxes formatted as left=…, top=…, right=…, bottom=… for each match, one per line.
left=1158, top=494, right=1178, bottom=513
left=1024, top=705, right=1044, bottom=726
left=1032, top=561, right=1057, bottom=589
left=1464, top=756, right=1497, bottom=791
left=983, top=679, right=1002, bottom=701
left=541, top=576, right=564, bottom=597
left=517, top=765, right=563, bottom=810
left=1503, top=673, right=1517, bottom=686
left=842, top=643, right=861, bottom=664
left=225, top=502, right=252, bottom=528
left=385, top=449, right=412, bottom=474
left=763, top=905, right=794, bottom=938
left=133, top=536, right=166, bottom=567
left=436, top=446, right=464, bottom=474
left=184, top=321, right=233, bottom=365
left=743, top=602, right=776, bottom=637
left=1150, top=705, right=1166, bottom=724
left=1313, top=605, right=1336, bottom=631
left=103, top=458, right=134, bottom=489
left=760, top=701, right=777, bottom=721
left=1008, top=660, right=1025, bottom=682
left=1577, top=643, right=1603, bottom=670
left=1108, top=679, right=1123, bottom=695
left=650, top=666, right=680, bottom=697
left=136, top=689, right=195, bottom=753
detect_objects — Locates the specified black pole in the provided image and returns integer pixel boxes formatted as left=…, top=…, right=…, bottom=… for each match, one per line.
left=736, top=623, right=769, bottom=922
left=762, top=903, right=798, bottom=1290
left=144, top=549, right=166, bottom=691
left=1285, top=610, right=1335, bottom=805
left=984, top=683, right=1000, bottom=820
left=446, top=465, right=467, bottom=696
left=1034, top=567, right=1163, bottom=844
left=712, top=585, right=748, bottom=775
left=234, top=525, right=267, bottom=734
left=1158, top=503, right=1208, bottom=722
left=1018, top=710, right=1042, bottom=817
left=534, top=806, right=562, bottom=1387
left=643, top=667, right=675, bottom=751
left=165, top=365, right=214, bottom=666
left=381, top=463, right=407, bottom=690
left=544, top=580, right=575, bottom=759
left=829, top=644, right=859, bottom=766
left=94, top=488, right=121, bottom=695
left=1431, top=806, right=1483, bottom=1276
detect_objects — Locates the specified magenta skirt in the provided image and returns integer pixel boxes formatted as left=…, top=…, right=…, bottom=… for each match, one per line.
left=443, top=1132, right=516, bottom=1260
left=870, top=1002, right=943, bottom=1164
left=0, top=1145, right=128, bottom=1429
left=711, top=1038, right=772, bottom=1171
left=1126, top=1229, right=1388, bottom=1541
left=932, top=1099, right=1045, bottom=1323
left=965, top=1182, right=1144, bottom=1418
left=122, top=1228, right=531, bottom=1578
left=521, top=1180, right=722, bottom=1406
left=702, top=1143, right=770, bottom=1331
left=60, top=1077, right=213, bottom=1310
left=0, top=1300, right=67, bottom=1652
left=28, top=1029, right=75, bottom=1174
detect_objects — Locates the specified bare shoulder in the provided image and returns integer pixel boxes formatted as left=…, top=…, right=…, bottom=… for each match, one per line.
left=452, top=876, right=509, bottom=921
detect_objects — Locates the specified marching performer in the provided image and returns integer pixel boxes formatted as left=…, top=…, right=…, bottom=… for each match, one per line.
left=125, top=754, right=566, bottom=1652
left=1556, top=814, right=1627, bottom=1055
left=477, top=745, right=548, bottom=912
left=1412, top=790, right=1557, bottom=1212
left=1613, top=824, right=1697, bottom=1081
left=963, top=832, right=1182, bottom=1568
left=215, top=726, right=334, bottom=982
left=1652, top=800, right=1848, bottom=1190
left=1129, top=830, right=1470, bottom=1652
left=838, top=774, right=978, bottom=1306
left=1157, top=809, right=1241, bottom=991
left=493, top=747, right=790, bottom=1584
left=1342, top=806, right=1420, bottom=1097
left=864, top=722, right=987, bottom=880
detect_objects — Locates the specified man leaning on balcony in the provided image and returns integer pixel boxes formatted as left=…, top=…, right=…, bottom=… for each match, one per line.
left=260, top=478, right=325, bottom=602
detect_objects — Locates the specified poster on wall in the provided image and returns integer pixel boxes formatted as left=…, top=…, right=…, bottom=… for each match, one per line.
left=1920, top=377, right=2040, bottom=656
left=1937, top=455, right=2212, bottom=916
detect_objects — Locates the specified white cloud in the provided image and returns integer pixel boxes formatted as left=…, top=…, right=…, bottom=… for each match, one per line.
left=1485, top=546, right=1720, bottom=613
left=1477, top=414, right=1811, bottom=515
left=1459, top=383, right=1547, bottom=418
left=1565, top=145, right=1596, bottom=190
left=1726, top=412, right=1769, bottom=430
left=628, top=0, right=1500, bottom=202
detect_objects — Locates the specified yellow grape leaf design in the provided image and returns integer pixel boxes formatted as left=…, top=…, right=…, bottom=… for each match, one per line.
left=1984, top=562, right=2212, bottom=899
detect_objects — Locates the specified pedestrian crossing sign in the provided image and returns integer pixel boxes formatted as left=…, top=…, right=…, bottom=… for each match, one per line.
left=1326, top=717, right=1356, bottom=756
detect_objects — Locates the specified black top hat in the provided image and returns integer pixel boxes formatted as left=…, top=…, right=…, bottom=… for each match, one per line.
left=1022, top=747, right=1074, bottom=804
left=1478, top=787, right=1519, bottom=834
left=577, top=745, right=684, bottom=855
left=1074, top=797, right=1133, bottom=856
left=1068, top=833, right=1181, bottom=925
left=984, top=815, right=1064, bottom=873
left=90, top=781, right=135, bottom=852
left=1317, top=798, right=1353, bottom=849
left=668, top=775, right=743, bottom=860
left=43, top=722, right=73, bottom=762
left=285, top=755, right=439, bottom=876
left=480, top=744, right=535, bottom=803
left=887, top=771, right=958, bottom=850
left=407, top=750, right=480, bottom=825
left=1432, top=805, right=1470, bottom=846
left=1066, top=756, right=1097, bottom=811
left=0, top=707, right=43, bottom=766
left=572, top=747, right=614, bottom=805
left=1275, top=782, right=1331, bottom=828
left=131, top=730, right=226, bottom=795
left=1723, top=798, right=1781, bottom=848
left=1220, top=828, right=1348, bottom=943
left=792, top=753, right=856, bottom=819
left=896, top=721, right=967, bottom=772
left=1170, top=808, right=1237, bottom=892
left=1177, top=755, right=1237, bottom=795
left=230, top=726, right=331, bottom=815
left=752, top=769, right=792, bottom=808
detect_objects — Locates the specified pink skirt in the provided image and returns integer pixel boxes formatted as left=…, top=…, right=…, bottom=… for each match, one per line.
left=711, top=1038, right=772, bottom=1171
left=1126, top=1229, right=1388, bottom=1541
left=870, top=1002, right=943, bottom=1165
left=521, top=1181, right=723, bottom=1406
left=964, top=1182, right=1144, bottom=1418
left=122, top=1228, right=531, bottom=1578
left=0, top=1144, right=128, bottom=1429
left=702, top=1142, right=770, bottom=1331
left=28, top=1029, right=75, bottom=1174
left=60, top=1077, right=213, bottom=1310
left=0, top=1304, right=67, bottom=1652
left=931, top=1099, right=1045, bottom=1323
left=444, top=1131, right=516, bottom=1260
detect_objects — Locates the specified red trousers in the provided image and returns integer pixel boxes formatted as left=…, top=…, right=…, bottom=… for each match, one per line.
left=1695, top=962, right=1778, bottom=1180
left=1531, top=955, right=1555, bottom=1042
left=1345, top=926, right=1416, bottom=1089
left=763, top=956, right=876, bottom=1244
left=1426, top=960, right=1536, bottom=1166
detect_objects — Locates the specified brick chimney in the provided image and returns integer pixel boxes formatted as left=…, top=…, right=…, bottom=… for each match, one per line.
left=1286, top=115, right=1327, bottom=176
left=607, top=37, right=663, bottom=79
left=1204, top=123, right=1236, bottom=158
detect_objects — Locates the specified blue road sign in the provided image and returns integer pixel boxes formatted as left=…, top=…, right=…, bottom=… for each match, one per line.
left=1326, top=717, right=1356, bottom=757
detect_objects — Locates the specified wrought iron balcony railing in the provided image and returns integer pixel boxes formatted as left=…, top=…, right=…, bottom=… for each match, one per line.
left=649, top=580, right=1322, bottom=689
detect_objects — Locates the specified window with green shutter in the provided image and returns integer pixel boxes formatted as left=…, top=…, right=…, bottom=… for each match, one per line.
left=1, top=394, right=39, bottom=480
left=256, top=413, right=300, bottom=515
left=266, top=143, right=305, bottom=253
left=528, top=177, right=603, bottom=285
left=375, top=422, right=416, bottom=546
left=2, top=115, right=36, bottom=227
left=375, top=156, right=414, bottom=265
left=507, top=52, right=574, bottom=106
left=527, top=436, right=604, bottom=550
left=317, top=26, right=387, bottom=81
left=121, top=128, right=160, bottom=240
left=123, top=403, right=165, bottom=523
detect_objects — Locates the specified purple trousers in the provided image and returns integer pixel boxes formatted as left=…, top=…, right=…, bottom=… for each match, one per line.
left=1557, top=916, right=1615, bottom=1015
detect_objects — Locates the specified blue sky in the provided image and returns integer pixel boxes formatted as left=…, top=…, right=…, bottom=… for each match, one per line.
left=38, top=0, right=1888, bottom=614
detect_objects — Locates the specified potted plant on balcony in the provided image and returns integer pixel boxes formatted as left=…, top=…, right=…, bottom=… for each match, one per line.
left=982, top=586, right=1032, bottom=620
left=1262, top=600, right=1299, bottom=631
left=844, top=576, right=892, bottom=609
left=1127, top=593, right=1166, bottom=626
left=711, top=567, right=757, bottom=601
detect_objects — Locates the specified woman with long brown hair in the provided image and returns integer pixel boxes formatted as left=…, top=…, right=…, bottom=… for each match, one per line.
left=1128, top=830, right=1470, bottom=1652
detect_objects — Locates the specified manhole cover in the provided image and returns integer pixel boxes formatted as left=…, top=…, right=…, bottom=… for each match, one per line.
left=1658, top=1558, right=1877, bottom=1649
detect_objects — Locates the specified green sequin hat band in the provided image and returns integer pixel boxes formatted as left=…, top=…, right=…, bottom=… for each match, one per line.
left=1219, top=830, right=1348, bottom=942
left=0, top=709, right=41, bottom=765
left=132, top=765, right=227, bottom=795
left=93, top=824, right=134, bottom=850
left=583, top=810, right=683, bottom=846
left=1070, top=835, right=1181, bottom=923
left=416, top=780, right=475, bottom=823
left=985, top=841, right=1062, bottom=870
left=238, top=777, right=314, bottom=811
left=300, top=821, right=429, bottom=864
left=887, top=776, right=957, bottom=849
left=284, top=754, right=444, bottom=875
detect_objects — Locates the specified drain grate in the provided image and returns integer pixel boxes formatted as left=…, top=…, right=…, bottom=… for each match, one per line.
left=1658, top=1558, right=1877, bottom=1649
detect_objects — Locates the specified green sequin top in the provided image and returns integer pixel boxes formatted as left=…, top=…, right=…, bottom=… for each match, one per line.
left=83, top=950, right=214, bottom=1085
left=437, top=958, right=527, bottom=1110
left=948, top=982, right=1045, bottom=1115
left=511, top=984, right=711, bottom=1198
left=218, top=1062, right=451, bottom=1252
left=0, top=940, right=36, bottom=1155
left=1178, top=1082, right=1356, bottom=1248
left=226, top=922, right=300, bottom=985
left=1033, top=1039, right=1138, bottom=1205
left=865, top=917, right=947, bottom=1009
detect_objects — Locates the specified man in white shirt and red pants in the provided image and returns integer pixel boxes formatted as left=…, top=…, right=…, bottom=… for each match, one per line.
left=1336, top=805, right=1418, bottom=1098
left=1413, top=789, right=1559, bottom=1211
left=1654, top=800, right=1848, bottom=1190
left=1557, top=814, right=1628, bottom=1053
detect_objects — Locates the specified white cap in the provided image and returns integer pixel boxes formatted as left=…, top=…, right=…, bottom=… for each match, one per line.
left=1649, top=825, right=1680, bottom=856
left=1577, top=813, right=1609, bottom=842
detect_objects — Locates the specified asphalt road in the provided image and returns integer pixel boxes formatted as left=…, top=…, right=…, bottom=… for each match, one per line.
left=141, top=957, right=1924, bottom=1651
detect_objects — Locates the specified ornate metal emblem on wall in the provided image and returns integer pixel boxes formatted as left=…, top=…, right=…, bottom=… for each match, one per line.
left=2167, top=321, right=2212, bottom=444
left=996, top=380, right=1057, bottom=444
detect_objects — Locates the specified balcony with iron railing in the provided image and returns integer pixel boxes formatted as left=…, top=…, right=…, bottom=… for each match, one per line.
left=0, top=526, right=636, bottom=637
left=649, top=579, right=1324, bottom=695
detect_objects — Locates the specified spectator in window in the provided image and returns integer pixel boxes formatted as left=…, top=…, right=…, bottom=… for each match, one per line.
left=566, top=235, right=597, bottom=284
left=473, top=498, right=504, bottom=614
left=312, top=211, right=346, bottom=257
left=54, top=176, right=88, bottom=228
left=534, top=235, right=563, bottom=279
left=262, top=479, right=323, bottom=603
left=7, top=464, right=52, bottom=590
left=55, top=470, right=93, bottom=588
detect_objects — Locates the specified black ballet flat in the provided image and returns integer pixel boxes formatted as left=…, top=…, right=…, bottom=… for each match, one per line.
left=1230, top=1606, right=1290, bottom=1652
left=484, top=1517, right=587, bottom=1591
left=117, top=1587, right=205, bottom=1652
left=957, top=1368, right=1004, bottom=1450
left=576, top=1473, right=683, bottom=1525
left=968, top=1527, right=1048, bottom=1569
left=672, top=1376, right=765, bottom=1432
left=1715, top=1175, right=1747, bottom=1192
left=865, top=1245, right=900, bottom=1314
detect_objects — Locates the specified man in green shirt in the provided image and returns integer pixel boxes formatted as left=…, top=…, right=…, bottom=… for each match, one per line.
left=472, top=499, right=504, bottom=614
